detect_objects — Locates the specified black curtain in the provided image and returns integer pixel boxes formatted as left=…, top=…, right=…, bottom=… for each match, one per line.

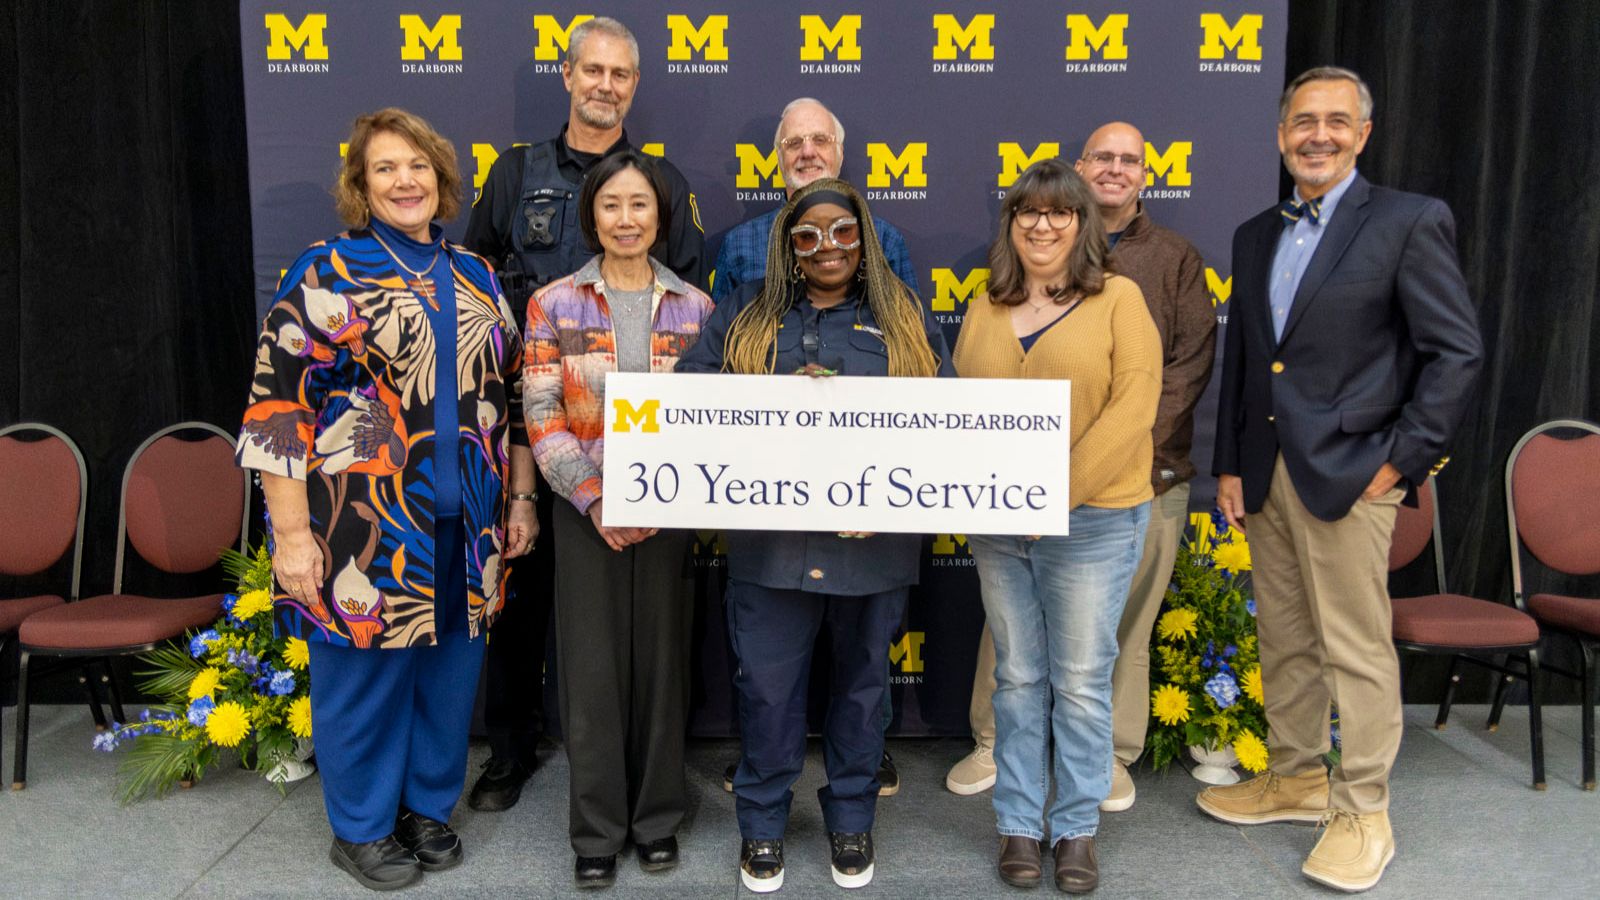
left=3, top=1, right=1597, bottom=701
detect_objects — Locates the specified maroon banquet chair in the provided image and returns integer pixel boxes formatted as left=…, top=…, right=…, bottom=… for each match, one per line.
left=1388, top=475, right=1545, bottom=788
left=1507, top=418, right=1600, bottom=791
left=11, top=422, right=249, bottom=789
left=1, top=423, right=92, bottom=785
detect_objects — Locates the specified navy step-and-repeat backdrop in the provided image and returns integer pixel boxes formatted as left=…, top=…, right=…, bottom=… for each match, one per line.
left=241, top=0, right=1285, bottom=735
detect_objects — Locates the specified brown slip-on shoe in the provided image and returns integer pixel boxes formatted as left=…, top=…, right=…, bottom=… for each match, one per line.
left=1053, top=836, right=1099, bottom=893
left=998, top=835, right=1043, bottom=888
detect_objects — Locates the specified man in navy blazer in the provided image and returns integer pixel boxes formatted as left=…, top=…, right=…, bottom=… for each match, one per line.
left=1199, top=67, right=1482, bottom=893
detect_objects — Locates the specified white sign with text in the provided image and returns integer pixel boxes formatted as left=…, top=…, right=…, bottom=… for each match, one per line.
left=600, top=373, right=1071, bottom=535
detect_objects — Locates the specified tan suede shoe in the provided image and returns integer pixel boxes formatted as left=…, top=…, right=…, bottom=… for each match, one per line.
left=1302, top=809, right=1395, bottom=892
left=1195, top=768, right=1330, bottom=825
left=1100, top=759, right=1135, bottom=812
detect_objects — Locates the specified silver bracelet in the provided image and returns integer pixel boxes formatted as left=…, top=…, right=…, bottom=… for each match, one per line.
left=509, top=491, right=538, bottom=502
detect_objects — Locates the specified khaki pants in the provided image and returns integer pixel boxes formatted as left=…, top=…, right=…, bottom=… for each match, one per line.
left=967, top=484, right=1189, bottom=757
left=1251, top=455, right=1403, bottom=814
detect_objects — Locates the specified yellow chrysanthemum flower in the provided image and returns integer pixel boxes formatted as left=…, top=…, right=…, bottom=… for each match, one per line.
left=1233, top=729, right=1269, bottom=773
left=1151, top=684, right=1192, bottom=726
left=1212, top=538, right=1252, bottom=574
left=1157, top=608, right=1199, bottom=642
left=284, top=637, right=310, bottom=671
left=232, top=589, right=274, bottom=620
left=288, top=695, right=313, bottom=739
left=1241, top=665, right=1265, bottom=706
left=205, top=701, right=251, bottom=747
left=187, top=666, right=223, bottom=701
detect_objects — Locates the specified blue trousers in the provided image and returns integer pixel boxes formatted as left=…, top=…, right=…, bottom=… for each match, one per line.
left=726, top=579, right=908, bottom=838
left=308, top=516, right=483, bottom=843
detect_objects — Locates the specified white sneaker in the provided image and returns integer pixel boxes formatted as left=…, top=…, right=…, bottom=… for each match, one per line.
left=1100, top=759, right=1136, bottom=812
left=945, top=744, right=997, bottom=795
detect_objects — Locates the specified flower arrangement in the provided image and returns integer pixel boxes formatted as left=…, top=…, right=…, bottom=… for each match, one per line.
left=1145, top=512, right=1270, bottom=774
left=92, top=542, right=312, bottom=803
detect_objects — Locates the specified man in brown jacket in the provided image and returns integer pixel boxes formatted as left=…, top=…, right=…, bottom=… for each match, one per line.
left=945, top=122, right=1217, bottom=807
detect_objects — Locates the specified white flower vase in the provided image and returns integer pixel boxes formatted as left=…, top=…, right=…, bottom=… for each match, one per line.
left=265, top=739, right=316, bottom=785
left=1187, top=743, right=1241, bottom=785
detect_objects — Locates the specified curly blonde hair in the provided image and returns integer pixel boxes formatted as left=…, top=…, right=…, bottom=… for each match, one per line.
left=333, top=107, right=462, bottom=226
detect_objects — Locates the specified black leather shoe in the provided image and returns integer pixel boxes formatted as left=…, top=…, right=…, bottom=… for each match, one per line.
left=723, top=761, right=737, bottom=792
left=575, top=854, right=617, bottom=889
left=395, top=809, right=463, bottom=871
left=829, top=831, right=876, bottom=888
left=468, top=756, right=531, bottom=812
left=877, top=750, right=900, bottom=797
left=740, top=838, right=784, bottom=893
left=329, top=835, right=422, bottom=891
left=637, top=835, right=679, bottom=872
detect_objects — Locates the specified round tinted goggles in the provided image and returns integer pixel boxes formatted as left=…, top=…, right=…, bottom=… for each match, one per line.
left=789, top=216, right=862, bottom=256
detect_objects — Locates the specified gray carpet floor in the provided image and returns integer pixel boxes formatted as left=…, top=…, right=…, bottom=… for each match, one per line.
left=0, top=704, right=1595, bottom=898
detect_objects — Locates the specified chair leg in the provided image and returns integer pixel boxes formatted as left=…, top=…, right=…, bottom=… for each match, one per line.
left=101, top=658, right=127, bottom=726
left=79, top=663, right=107, bottom=729
left=1580, top=640, right=1597, bottom=791
left=13, top=650, right=31, bottom=790
left=1435, top=654, right=1464, bottom=729
left=1525, top=647, right=1546, bottom=791
left=1487, top=656, right=1512, bottom=731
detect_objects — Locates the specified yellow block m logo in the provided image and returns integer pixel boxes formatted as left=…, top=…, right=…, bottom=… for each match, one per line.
left=1199, top=13, right=1264, bottom=61
left=889, top=632, right=926, bottom=673
left=931, top=533, right=970, bottom=555
left=611, top=399, right=660, bottom=433
left=734, top=145, right=784, bottom=189
left=1065, top=14, right=1128, bottom=60
left=666, top=14, right=729, bottom=61
left=930, top=271, right=989, bottom=313
left=532, top=14, right=593, bottom=61
left=1145, top=141, right=1193, bottom=187
left=933, top=14, right=995, bottom=61
left=866, top=143, right=928, bottom=188
left=470, top=144, right=498, bottom=202
left=997, top=142, right=1060, bottom=188
left=399, top=15, right=462, bottom=61
left=800, top=15, right=862, bottom=61
left=264, top=13, right=328, bottom=61
left=1205, top=268, right=1232, bottom=307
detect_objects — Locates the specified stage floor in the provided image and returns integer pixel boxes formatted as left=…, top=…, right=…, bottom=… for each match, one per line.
left=1, top=704, right=1594, bottom=897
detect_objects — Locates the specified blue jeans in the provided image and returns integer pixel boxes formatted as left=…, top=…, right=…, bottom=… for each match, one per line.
left=969, top=502, right=1149, bottom=842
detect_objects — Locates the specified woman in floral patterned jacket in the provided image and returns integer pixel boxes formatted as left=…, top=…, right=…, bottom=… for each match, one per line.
left=237, top=108, right=537, bottom=891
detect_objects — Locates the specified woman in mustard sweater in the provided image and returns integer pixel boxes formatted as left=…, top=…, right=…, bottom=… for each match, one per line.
left=952, top=158, right=1161, bottom=894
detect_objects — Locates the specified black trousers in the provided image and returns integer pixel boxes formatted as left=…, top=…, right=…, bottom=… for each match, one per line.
left=552, top=500, right=693, bottom=856
left=483, top=489, right=554, bottom=763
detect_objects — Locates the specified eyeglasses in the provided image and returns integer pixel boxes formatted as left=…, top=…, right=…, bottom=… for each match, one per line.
left=790, top=216, right=861, bottom=256
left=1013, top=207, right=1076, bottom=230
left=779, top=132, right=839, bottom=152
left=1081, top=150, right=1145, bottom=170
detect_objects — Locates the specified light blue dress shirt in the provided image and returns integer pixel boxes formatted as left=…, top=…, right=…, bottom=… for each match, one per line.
left=1269, top=168, right=1358, bottom=341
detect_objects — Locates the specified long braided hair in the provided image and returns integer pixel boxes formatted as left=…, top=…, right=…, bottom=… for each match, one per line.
left=720, top=178, right=941, bottom=377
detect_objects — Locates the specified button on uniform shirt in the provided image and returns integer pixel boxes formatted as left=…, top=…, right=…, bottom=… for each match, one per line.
left=1269, top=168, right=1359, bottom=341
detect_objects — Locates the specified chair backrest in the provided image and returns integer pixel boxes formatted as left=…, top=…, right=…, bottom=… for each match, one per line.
left=115, top=422, right=250, bottom=592
left=0, top=423, right=87, bottom=599
left=1388, top=475, right=1448, bottom=591
left=1505, top=418, right=1600, bottom=607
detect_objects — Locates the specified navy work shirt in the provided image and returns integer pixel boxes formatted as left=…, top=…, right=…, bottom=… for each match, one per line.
left=676, top=281, right=955, bottom=596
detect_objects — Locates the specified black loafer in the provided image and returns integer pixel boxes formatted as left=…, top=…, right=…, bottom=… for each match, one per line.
left=723, top=761, right=737, bottom=792
left=877, top=750, right=900, bottom=797
left=329, top=835, right=422, bottom=891
left=395, top=809, right=463, bottom=871
left=637, top=835, right=679, bottom=872
left=468, top=756, right=532, bottom=812
left=575, top=853, right=617, bottom=889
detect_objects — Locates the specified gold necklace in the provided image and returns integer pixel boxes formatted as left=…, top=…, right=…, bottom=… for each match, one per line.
left=371, top=228, right=443, bottom=309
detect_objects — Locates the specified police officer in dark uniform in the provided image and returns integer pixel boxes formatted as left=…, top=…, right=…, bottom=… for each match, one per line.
left=462, top=15, right=705, bottom=813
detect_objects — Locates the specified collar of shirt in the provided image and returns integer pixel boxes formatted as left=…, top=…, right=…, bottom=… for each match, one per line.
left=1289, top=167, right=1359, bottom=228
left=555, top=124, right=632, bottom=180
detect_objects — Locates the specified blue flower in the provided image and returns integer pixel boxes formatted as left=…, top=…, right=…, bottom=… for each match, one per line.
left=1223, top=644, right=1238, bottom=658
left=222, top=593, right=238, bottom=612
left=189, top=629, right=220, bottom=658
left=1246, top=599, right=1257, bottom=617
left=92, top=731, right=119, bottom=752
left=1204, top=672, right=1241, bottom=709
left=187, top=695, right=216, bottom=726
left=268, top=670, right=296, bottom=697
left=1209, top=508, right=1229, bottom=533
left=227, top=648, right=261, bottom=677
left=1331, top=725, right=1342, bottom=748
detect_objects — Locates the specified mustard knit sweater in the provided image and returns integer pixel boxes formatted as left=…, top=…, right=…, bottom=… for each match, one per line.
left=953, top=274, right=1162, bottom=510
